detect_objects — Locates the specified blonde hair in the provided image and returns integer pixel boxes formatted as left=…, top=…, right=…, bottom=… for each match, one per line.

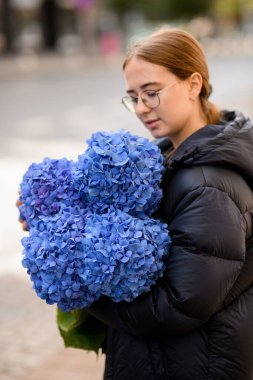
left=123, top=28, right=220, bottom=125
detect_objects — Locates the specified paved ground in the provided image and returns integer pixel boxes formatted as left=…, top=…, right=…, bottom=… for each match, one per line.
left=0, top=273, right=105, bottom=380
left=18, top=348, right=105, bottom=380
left=0, top=48, right=253, bottom=380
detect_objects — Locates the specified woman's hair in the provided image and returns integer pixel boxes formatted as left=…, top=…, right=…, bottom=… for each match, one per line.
left=123, top=28, right=220, bottom=125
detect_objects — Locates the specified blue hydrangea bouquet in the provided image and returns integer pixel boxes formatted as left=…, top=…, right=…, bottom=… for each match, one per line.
left=19, top=130, right=171, bottom=353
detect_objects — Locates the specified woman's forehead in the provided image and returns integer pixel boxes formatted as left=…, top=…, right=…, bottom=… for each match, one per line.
left=124, top=57, right=174, bottom=91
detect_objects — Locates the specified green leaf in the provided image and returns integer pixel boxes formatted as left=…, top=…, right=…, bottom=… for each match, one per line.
left=57, top=308, right=106, bottom=355
left=57, top=308, right=87, bottom=333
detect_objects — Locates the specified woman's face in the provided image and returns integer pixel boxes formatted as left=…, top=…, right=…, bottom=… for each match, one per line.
left=123, top=57, right=203, bottom=147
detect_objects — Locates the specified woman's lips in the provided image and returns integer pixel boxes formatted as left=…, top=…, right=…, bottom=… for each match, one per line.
left=145, top=119, right=160, bottom=129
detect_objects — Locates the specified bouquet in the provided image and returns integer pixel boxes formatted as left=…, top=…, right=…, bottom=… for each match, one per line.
left=19, top=129, right=171, bottom=353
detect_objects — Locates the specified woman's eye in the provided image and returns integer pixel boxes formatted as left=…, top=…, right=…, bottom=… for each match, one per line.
left=146, top=91, right=157, bottom=98
left=130, top=96, right=138, bottom=103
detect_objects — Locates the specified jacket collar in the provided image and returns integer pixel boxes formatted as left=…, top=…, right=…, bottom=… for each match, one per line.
left=158, top=111, right=252, bottom=175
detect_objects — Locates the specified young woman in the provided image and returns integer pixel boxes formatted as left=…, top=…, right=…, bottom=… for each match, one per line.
left=18, top=28, right=253, bottom=379
left=86, top=28, right=253, bottom=379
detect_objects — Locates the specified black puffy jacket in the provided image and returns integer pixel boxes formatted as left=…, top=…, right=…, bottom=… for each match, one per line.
left=87, top=111, right=253, bottom=380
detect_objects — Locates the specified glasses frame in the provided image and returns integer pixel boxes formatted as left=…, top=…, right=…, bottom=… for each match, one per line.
left=121, top=82, right=178, bottom=113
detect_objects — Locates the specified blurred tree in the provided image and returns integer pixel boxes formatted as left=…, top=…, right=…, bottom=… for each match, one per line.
left=245, top=0, right=253, bottom=9
left=211, top=0, right=243, bottom=26
left=105, top=0, right=253, bottom=36
left=105, top=0, right=212, bottom=21
left=104, top=0, right=135, bottom=17
left=211, top=0, right=253, bottom=30
left=151, top=0, right=211, bottom=20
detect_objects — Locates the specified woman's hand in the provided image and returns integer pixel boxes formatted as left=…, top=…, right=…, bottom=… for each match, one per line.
left=16, top=194, right=28, bottom=231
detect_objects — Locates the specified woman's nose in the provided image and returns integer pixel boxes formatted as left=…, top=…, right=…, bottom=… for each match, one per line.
left=135, top=98, right=151, bottom=114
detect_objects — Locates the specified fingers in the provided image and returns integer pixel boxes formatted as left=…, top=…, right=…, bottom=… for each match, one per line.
left=16, top=188, right=22, bottom=208
left=21, top=221, right=28, bottom=231
left=17, top=191, right=28, bottom=230
left=18, top=217, right=28, bottom=231
left=16, top=198, right=22, bottom=208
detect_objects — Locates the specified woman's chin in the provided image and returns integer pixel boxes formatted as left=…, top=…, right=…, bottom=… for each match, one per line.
left=149, top=128, right=167, bottom=139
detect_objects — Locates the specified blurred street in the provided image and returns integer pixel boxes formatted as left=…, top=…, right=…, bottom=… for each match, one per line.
left=0, top=51, right=253, bottom=380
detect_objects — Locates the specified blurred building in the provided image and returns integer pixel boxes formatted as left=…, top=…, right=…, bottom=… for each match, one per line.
left=0, top=0, right=103, bottom=54
left=1, top=0, right=253, bottom=56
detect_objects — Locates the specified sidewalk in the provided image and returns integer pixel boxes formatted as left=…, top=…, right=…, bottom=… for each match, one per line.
left=17, top=348, right=105, bottom=380
left=0, top=273, right=105, bottom=380
left=0, top=51, right=123, bottom=80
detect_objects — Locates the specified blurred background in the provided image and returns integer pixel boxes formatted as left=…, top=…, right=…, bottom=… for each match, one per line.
left=1, top=1, right=253, bottom=379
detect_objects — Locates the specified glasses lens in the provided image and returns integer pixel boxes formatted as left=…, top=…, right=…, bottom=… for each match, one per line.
left=141, top=90, right=159, bottom=109
left=121, top=90, right=160, bottom=112
left=121, top=97, right=136, bottom=112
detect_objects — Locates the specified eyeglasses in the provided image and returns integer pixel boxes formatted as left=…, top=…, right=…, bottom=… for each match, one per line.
left=121, top=82, right=178, bottom=113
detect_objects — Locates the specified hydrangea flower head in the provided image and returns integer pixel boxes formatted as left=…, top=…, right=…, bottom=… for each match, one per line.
left=21, top=206, right=99, bottom=312
left=19, top=158, right=82, bottom=228
left=74, top=130, right=165, bottom=217
left=81, top=209, right=170, bottom=302
left=20, top=130, right=171, bottom=312
left=22, top=207, right=170, bottom=310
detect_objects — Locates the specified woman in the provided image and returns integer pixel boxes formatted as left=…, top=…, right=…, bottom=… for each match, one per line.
left=86, top=28, right=253, bottom=379
left=18, top=28, right=253, bottom=379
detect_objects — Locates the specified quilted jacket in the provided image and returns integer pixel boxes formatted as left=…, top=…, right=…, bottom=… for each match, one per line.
left=87, top=111, right=253, bottom=380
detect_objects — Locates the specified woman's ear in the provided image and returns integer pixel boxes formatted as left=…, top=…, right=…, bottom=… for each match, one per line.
left=188, top=72, right=203, bottom=100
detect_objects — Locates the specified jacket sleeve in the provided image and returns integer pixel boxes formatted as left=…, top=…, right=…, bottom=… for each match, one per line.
left=86, top=185, right=246, bottom=339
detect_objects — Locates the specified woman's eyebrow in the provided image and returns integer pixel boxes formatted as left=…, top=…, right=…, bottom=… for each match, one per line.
left=126, top=82, right=161, bottom=94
